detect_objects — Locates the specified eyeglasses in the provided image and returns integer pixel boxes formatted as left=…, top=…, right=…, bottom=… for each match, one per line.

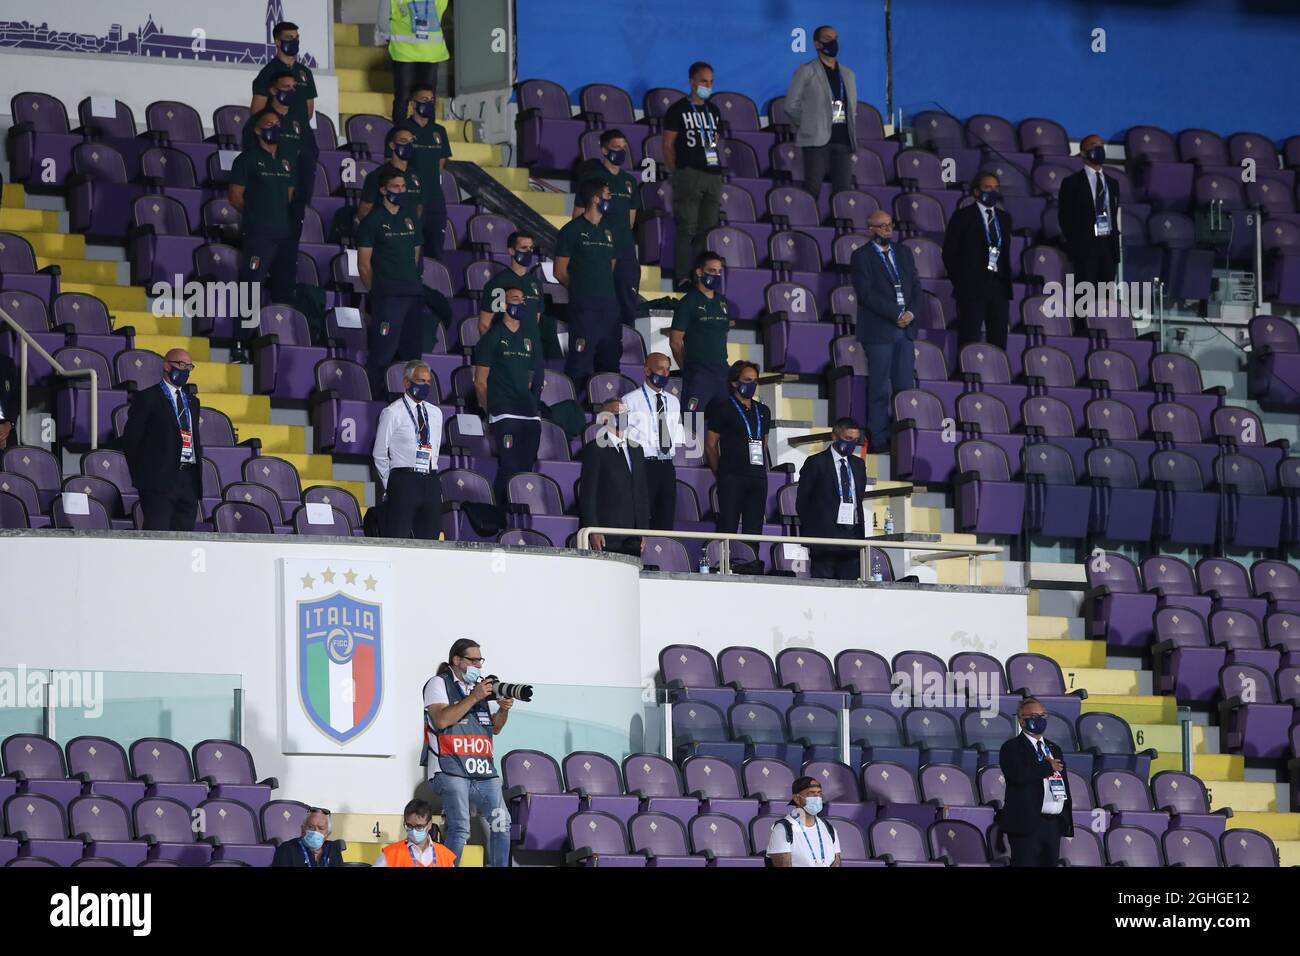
left=168, top=362, right=196, bottom=371
left=460, top=656, right=485, bottom=665
left=306, top=807, right=332, bottom=816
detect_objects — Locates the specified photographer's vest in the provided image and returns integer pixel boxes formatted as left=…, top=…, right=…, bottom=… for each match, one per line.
left=388, top=0, right=450, bottom=64
left=423, top=672, right=496, bottom=778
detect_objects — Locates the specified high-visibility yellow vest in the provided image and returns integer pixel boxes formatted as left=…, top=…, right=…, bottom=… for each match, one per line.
left=388, top=0, right=450, bottom=64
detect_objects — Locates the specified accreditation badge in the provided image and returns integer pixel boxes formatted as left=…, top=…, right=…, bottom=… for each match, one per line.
left=249, top=256, right=261, bottom=271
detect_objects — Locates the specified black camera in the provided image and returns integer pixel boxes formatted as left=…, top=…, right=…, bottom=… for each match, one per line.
left=484, top=676, right=533, bottom=702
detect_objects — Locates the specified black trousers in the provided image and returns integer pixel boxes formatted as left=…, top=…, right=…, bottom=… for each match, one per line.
left=381, top=468, right=442, bottom=539
left=956, top=274, right=1011, bottom=351
left=422, top=193, right=447, bottom=261
left=613, top=245, right=641, bottom=327
left=1072, top=247, right=1119, bottom=287
left=391, top=60, right=440, bottom=128
left=1007, top=813, right=1065, bottom=867
left=240, top=233, right=297, bottom=324
left=139, top=474, right=198, bottom=532
left=490, top=418, right=542, bottom=504
left=643, top=457, right=677, bottom=530
left=716, top=472, right=766, bottom=535
left=803, top=142, right=854, bottom=198
left=563, top=296, right=622, bottom=390
left=366, top=292, right=427, bottom=398
left=810, top=545, right=861, bottom=580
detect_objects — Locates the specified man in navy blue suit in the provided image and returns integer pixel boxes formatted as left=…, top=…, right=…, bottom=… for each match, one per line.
left=850, top=210, right=923, bottom=451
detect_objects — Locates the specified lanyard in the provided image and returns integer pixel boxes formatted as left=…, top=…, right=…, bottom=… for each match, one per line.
left=1093, top=170, right=1109, bottom=214
left=641, top=385, right=669, bottom=442
left=407, top=841, right=428, bottom=866
left=163, top=383, right=190, bottom=429
left=408, top=0, right=433, bottom=19
left=833, top=453, right=854, bottom=504
left=300, top=842, right=323, bottom=867
left=689, top=102, right=714, bottom=131
left=730, top=397, right=762, bottom=441
left=872, top=243, right=900, bottom=284
left=979, top=205, right=1002, bottom=247
left=799, top=817, right=826, bottom=863
left=825, top=67, right=846, bottom=105
left=402, top=396, right=430, bottom=445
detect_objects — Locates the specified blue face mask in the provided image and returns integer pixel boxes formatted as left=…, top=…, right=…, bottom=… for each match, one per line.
left=302, top=830, right=325, bottom=851
left=408, top=382, right=431, bottom=403
left=166, top=367, right=190, bottom=387
left=1085, top=145, right=1107, bottom=165
left=393, top=141, right=415, bottom=162
left=279, top=38, right=300, bottom=57
left=274, top=88, right=294, bottom=107
left=604, top=148, right=626, bottom=166
left=699, top=272, right=722, bottom=291
left=414, top=100, right=435, bottom=119
left=513, top=250, right=538, bottom=268
left=735, top=380, right=757, bottom=399
left=385, top=190, right=404, bottom=206
left=694, top=85, right=713, bottom=100
left=406, top=827, right=427, bottom=844
left=802, top=796, right=823, bottom=816
left=1024, top=715, right=1048, bottom=736
left=506, top=302, right=524, bottom=320
left=978, top=189, right=1001, bottom=206
left=648, top=371, right=670, bottom=390
left=259, top=125, right=281, bottom=144
left=462, top=666, right=481, bottom=684
left=832, top=438, right=858, bottom=457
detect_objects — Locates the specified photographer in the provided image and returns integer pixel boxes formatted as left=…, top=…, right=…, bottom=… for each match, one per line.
left=422, top=639, right=513, bottom=867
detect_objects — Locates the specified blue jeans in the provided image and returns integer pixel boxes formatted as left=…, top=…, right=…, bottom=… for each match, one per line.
left=430, top=772, right=511, bottom=867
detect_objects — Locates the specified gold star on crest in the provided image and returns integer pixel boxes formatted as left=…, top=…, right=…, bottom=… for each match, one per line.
left=344, top=569, right=358, bottom=585
left=300, top=573, right=315, bottom=589
left=321, top=568, right=336, bottom=584
left=364, top=575, right=378, bottom=591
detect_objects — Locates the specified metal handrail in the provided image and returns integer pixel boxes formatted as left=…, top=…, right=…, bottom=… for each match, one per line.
left=0, top=304, right=99, bottom=450
left=576, top=527, right=1003, bottom=585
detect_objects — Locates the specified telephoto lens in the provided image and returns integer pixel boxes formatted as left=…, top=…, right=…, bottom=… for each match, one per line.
left=484, top=677, right=534, bottom=702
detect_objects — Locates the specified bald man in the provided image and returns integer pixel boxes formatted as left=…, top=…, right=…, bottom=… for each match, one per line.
left=122, top=348, right=204, bottom=531
left=1058, top=133, right=1121, bottom=293
left=621, top=351, right=685, bottom=529
left=850, top=210, right=922, bottom=451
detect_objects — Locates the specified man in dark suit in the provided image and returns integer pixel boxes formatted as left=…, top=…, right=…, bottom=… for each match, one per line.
left=851, top=210, right=923, bottom=452
left=580, top=398, right=650, bottom=556
left=1058, top=133, right=1121, bottom=292
left=122, top=348, right=204, bottom=531
left=795, top=417, right=870, bottom=580
left=943, top=171, right=1013, bottom=350
left=269, top=807, right=345, bottom=867
left=998, top=697, right=1074, bottom=867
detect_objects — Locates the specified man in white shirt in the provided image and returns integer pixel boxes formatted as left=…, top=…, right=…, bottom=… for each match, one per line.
left=372, top=359, right=443, bottom=539
left=766, top=776, right=842, bottom=867
left=620, top=352, right=684, bottom=530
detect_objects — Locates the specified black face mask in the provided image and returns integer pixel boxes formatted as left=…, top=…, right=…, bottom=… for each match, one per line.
left=819, top=38, right=839, bottom=58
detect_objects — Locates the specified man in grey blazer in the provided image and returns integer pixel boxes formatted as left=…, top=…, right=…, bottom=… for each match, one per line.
left=784, top=25, right=857, bottom=198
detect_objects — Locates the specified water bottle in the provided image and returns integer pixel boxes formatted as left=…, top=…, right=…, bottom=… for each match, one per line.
left=699, top=554, right=711, bottom=574
left=871, top=565, right=884, bottom=583
left=884, top=509, right=895, bottom=536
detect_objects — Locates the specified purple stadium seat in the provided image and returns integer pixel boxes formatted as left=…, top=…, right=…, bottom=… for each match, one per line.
left=680, top=756, right=759, bottom=832
left=191, top=740, right=278, bottom=813
left=128, top=738, right=208, bottom=808
left=2, top=793, right=85, bottom=865
left=1, top=733, right=82, bottom=805
left=562, top=751, right=639, bottom=829
left=1221, top=828, right=1279, bottom=867
left=1150, top=771, right=1231, bottom=839
left=1106, top=825, right=1164, bottom=866
left=68, top=795, right=147, bottom=866
left=658, top=644, right=734, bottom=711
left=867, top=816, right=942, bottom=866
left=1086, top=447, right=1156, bottom=544
left=563, top=809, right=643, bottom=867
left=954, top=439, right=1024, bottom=535
left=687, top=812, right=765, bottom=867
left=196, top=797, right=273, bottom=866
left=516, top=80, right=588, bottom=172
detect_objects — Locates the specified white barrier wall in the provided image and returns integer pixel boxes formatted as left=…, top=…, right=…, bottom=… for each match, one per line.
left=0, top=532, right=1027, bottom=813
